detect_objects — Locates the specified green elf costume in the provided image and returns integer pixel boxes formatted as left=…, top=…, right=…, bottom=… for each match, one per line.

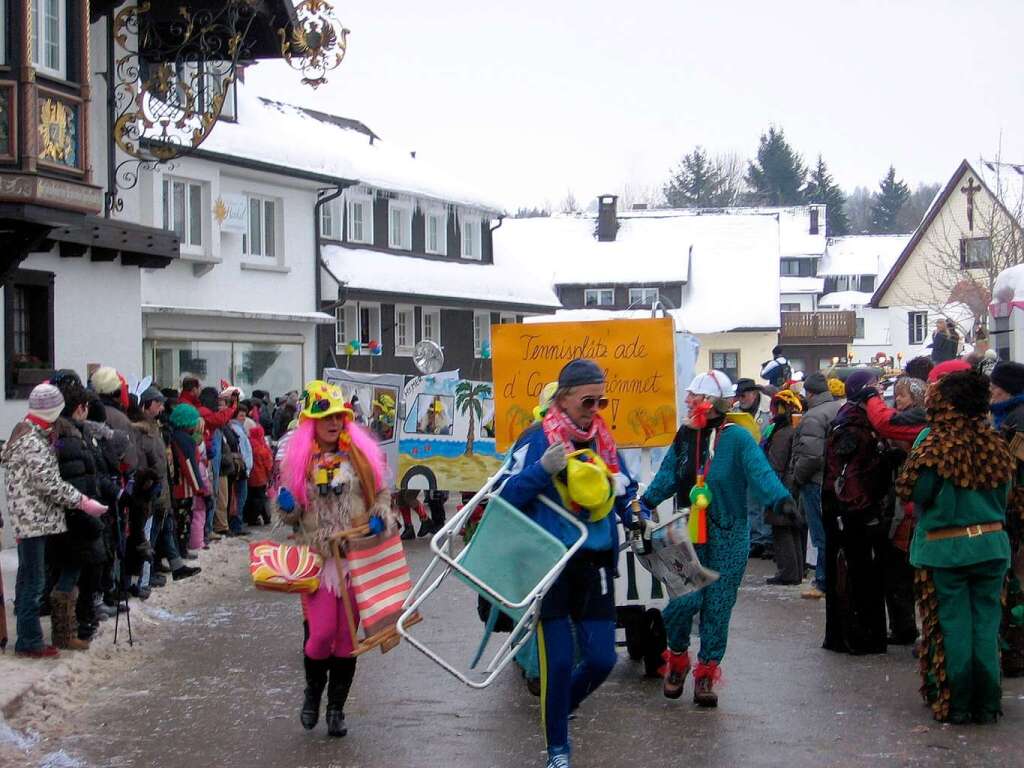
left=896, top=368, right=1015, bottom=724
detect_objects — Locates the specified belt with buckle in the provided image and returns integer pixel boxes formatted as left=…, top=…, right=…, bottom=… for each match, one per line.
left=925, top=522, right=1003, bottom=542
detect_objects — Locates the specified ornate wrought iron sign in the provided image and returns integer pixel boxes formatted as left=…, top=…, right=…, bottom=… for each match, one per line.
left=280, top=0, right=350, bottom=89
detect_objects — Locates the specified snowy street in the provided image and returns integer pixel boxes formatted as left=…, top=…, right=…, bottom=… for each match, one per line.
left=2, top=535, right=1022, bottom=768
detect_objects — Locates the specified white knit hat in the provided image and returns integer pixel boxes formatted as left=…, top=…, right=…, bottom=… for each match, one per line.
left=90, top=365, right=121, bottom=395
left=28, top=383, right=65, bottom=424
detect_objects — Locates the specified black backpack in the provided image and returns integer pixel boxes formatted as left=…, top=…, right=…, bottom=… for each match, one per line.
left=824, top=411, right=889, bottom=513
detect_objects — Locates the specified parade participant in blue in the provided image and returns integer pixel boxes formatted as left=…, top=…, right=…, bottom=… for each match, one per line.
left=498, top=359, right=639, bottom=768
left=640, top=370, right=795, bottom=707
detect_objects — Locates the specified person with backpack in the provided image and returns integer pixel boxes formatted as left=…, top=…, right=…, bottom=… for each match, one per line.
left=897, top=368, right=1014, bottom=723
left=821, top=369, right=891, bottom=655
left=641, top=371, right=794, bottom=707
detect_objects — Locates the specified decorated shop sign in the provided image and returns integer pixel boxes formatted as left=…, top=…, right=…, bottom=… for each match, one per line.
left=214, top=193, right=249, bottom=233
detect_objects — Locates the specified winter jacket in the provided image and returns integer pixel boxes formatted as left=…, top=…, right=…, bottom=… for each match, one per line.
left=247, top=427, right=273, bottom=488
left=179, top=389, right=237, bottom=441
left=864, top=396, right=928, bottom=446
left=134, top=418, right=172, bottom=514
left=1, top=420, right=83, bottom=538
left=789, top=391, right=843, bottom=487
left=230, top=421, right=254, bottom=476
left=929, top=331, right=958, bottom=363
left=498, top=422, right=638, bottom=552
left=991, top=395, right=1024, bottom=432
left=737, top=394, right=772, bottom=431
left=51, top=418, right=109, bottom=566
left=762, top=418, right=798, bottom=527
left=823, top=402, right=891, bottom=517
left=99, top=395, right=139, bottom=472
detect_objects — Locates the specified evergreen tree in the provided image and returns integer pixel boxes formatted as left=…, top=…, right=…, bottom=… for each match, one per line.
left=745, top=127, right=806, bottom=206
left=663, top=147, right=736, bottom=207
left=804, top=155, right=849, bottom=236
left=869, top=165, right=911, bottom=234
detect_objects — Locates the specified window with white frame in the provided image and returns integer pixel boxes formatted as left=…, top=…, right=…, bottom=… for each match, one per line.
left=162, top=177, right=204, bottom=253
left=425, top=209, right=447, bottom=255
left=710, top=351, right=739, bottom=382
left=389, top=200, right=412, bottom=250
left=421, top=307, right=441, bottom=345
left=473, top=311, right=491, bottom=357
left=320, top=198, right=342, bottom=239
left=908, top=311, right=928, bottom=345
left=31, top=0, right=66, bottom=79
left=780, top=302, right=801, bottom=313
left=584, top=288, right=614, bottom=307
left=360, top=303, right=382, bottom=349
left=628, top=287, right=659, bottom=307
left=461, top=215, right=481, bottom=260
left=855, top=317, right=865, bottom=339
left=243, top=195, right=279, bottom=259
left=395, top=305, right=414, bottom=356
left=347, top=192, right=372, bottom=244
left=336, top=303, right=359, bottom=353
left=499, top=313, right=517, bottom=324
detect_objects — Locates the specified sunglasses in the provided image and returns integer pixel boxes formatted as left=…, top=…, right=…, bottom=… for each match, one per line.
left=580, top=396, right=609, bottom=410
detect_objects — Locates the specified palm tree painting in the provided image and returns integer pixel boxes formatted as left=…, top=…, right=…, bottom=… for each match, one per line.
left=455, top=380, right=492, bottom=456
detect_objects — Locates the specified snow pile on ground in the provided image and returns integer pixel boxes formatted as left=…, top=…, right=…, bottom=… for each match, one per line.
left=0, top=535, right=254, bottom=767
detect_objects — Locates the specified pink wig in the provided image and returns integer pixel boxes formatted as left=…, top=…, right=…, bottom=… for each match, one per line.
left=281, top=418, right=388, bottom=508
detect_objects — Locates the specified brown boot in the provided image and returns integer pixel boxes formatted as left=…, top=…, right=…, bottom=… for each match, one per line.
left=51, top=590, right=90, bottom=651
left=692, top=661, right=719, bottom=708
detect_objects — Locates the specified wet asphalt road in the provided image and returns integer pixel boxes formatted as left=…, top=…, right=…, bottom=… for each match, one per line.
left=64, top=536, right=1024, bottom=768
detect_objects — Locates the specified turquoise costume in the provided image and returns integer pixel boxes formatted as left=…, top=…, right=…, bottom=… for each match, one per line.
left=643, top=421, right=789, bottom=661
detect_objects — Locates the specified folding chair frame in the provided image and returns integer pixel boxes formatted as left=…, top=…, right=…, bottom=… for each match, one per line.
left=396, top=461, right=588, bottom=688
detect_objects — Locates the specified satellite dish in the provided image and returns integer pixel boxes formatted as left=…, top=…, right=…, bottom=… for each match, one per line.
left=413, top=340, right=444, bottom=374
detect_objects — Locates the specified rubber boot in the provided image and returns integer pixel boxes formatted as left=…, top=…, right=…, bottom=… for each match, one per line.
left=301, top=655, right=329, bottom=730
left=693, top=660, right=720, bottom=708
left=51, top=590, right=90, bottom=651
left=325, top=656, right=356, bottom=737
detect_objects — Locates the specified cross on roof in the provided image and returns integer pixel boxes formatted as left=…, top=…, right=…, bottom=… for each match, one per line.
left=961, top=176, right=982, bottom=231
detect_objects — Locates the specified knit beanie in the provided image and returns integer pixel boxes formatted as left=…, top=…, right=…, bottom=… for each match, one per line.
left=557, top=359, right=606, bottom=389
left=991, top=361, right=1024, bottom=397
left=28, top=383, right=65, bottom=424
left=804, top=372, right=828, bottom=395
left=90, top=365, right=121, bottom=395
left=844, top=369, right=879, bottom=398
left=140, top=385, right=166, bottom=406
left=169, top=403, right=201, bottom=430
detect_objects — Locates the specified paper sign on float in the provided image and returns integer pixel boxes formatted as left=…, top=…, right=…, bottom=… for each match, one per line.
left=491, top=317, right=677, bottom=452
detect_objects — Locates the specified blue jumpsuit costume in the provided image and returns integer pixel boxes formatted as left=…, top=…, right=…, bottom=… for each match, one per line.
left=498, top=423, right=637, bottom=761
left=643, top=422, right=789, bottom=662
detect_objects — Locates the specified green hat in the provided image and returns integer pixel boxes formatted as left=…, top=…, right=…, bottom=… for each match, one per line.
left=169, top=403, right=201, bottom=430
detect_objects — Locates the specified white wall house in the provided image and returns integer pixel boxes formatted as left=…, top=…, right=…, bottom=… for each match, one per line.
left=870, top=159, right=1012, bottom=364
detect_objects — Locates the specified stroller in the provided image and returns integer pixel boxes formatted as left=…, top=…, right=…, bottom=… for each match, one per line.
left=397, top=460, right=588, bottom=688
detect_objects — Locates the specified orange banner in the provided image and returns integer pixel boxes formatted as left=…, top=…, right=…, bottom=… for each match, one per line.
left=492, top=317, right=677, bottom=451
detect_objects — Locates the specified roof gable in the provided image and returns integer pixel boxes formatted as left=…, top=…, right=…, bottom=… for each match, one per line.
left=870, top=159, right=1020, bottom=307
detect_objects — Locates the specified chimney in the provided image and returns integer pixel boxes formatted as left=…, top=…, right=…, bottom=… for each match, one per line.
left=597, top=195, right=619, bottom=242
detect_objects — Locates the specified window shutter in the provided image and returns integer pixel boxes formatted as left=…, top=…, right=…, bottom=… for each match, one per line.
left=959, top=239, right=966, bottom=269
left=907, top=312, right=914, bottom=344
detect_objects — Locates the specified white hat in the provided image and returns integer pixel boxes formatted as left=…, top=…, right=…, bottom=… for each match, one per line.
left=687, top=370, right=735, bottom=398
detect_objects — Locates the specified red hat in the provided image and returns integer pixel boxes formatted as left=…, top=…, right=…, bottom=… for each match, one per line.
left=927, top=359, right=971, bottom=383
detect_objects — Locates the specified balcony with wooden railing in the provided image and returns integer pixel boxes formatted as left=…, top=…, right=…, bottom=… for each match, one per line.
left=779, top=311, right=857, bottom=344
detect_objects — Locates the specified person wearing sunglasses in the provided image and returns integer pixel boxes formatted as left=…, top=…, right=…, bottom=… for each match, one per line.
left=640, top=370, right=795, bottom=708
left=498, top=358, right=638, bottom=768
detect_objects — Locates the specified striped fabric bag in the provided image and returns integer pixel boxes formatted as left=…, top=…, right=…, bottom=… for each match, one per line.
left=346, top=532, right=413, bottom=639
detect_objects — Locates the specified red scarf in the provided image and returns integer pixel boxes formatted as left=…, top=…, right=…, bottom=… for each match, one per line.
left=542, top=402, right=619, bottom=472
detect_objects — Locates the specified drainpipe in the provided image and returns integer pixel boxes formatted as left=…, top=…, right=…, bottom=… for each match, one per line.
left=314, top=183, right=356, bottom=372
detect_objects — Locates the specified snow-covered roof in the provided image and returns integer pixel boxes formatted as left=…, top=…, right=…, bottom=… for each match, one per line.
left=524, top=308, right=686, bottom=327
left=820, top=235, right=911, bottom=277
left=321, top=244, right=561, bottom=310
left=780, top=276, right=824, bottom=294
left=494, top=216, right=691, bottom=285
left=818, top=291, right=874, bottom=309
left=497, top=212, right=780, bottom=334
left=201, top=84, right=503, bottom=212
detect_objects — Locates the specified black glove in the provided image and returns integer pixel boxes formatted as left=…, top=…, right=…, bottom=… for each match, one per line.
left=847, top=386, right=878, bottom=405
left=774, top=496, right=798, bottom=522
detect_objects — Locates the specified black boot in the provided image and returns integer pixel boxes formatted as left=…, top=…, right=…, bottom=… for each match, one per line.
left=325, top=656, right=356, bottom=737
left=301, top=655, right=329, bottom=731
